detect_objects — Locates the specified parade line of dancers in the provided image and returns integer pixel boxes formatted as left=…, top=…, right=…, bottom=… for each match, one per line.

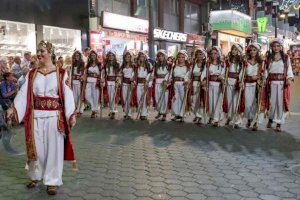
left=71, top=38, right=293, bottom=133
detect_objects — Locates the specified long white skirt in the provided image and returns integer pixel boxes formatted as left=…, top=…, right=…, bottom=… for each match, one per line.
left=191, top=82, right=203, bottom=118
left=122, top=83, right=133, bottom=116
left=72, top=80, right=84, bottom=113
left=172, top=81, right=185, bottom=117
left=155, top=83, right=169, bottom=114
left=107, top=81, right=117, bottom=113
left=85, top=82, right=99, bottom=112
left=137, top=84, right=148, bottom=117
left=244, top=83, right=257, bottom=120
left=27, top=116, right=64, bottom=186
left=269, top=82, right=286, bottom=124
left=208, top=82, right=223, bottom=122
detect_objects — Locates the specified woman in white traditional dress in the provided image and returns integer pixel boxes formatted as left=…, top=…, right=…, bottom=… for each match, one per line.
left=135, top=51, right=153, bottom=120
left=7, top=40, right=77, bottom=195
left=71, top=51, right=85, bottom=116
left=243, top=43, right=263, bottom=131
left=223, top=43, right=244, bottom=128
left=103, top=50, right=121, bottom=119
left=170, top=50, right=190, bottom=122
left=83, top=50, right=102, bottom=118
left=121, top=51, right=136, bottom=120
left=189, top=48, right=207, bottom=125
left=206, top=46, right=225, bottom=126
left=262, top=39, right=294, bottom=132
left=153, top=50, right=172, bottom=121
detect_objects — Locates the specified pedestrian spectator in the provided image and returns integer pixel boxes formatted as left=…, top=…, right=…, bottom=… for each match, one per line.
left=0, top=72, right=18, bottom=110
left=0, top=58, right=9, bottom=81
left=7, top=55, right=14, bottom=69
left=30, top=55, right=39, bottom=68
left=17, top=66, right=30, bottom=87
left=11, top=56, right=22, bottom=79
left=21, top=51, right=31, bottom=69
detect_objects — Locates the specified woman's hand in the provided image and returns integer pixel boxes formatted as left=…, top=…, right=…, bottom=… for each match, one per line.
left=69, top=115, right=77, bottom=128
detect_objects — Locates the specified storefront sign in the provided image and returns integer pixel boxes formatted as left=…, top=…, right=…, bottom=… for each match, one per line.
left=102, top=11, right=149, bottom=34
left=210, top=10, right=251, bottom=35
left=256, top=17, right=268, bottom=33
left=104, top=29, right=148, bottom=42
left=187, top=33, right=204, bottom=45
left=153, top=28, right=188, bottom=43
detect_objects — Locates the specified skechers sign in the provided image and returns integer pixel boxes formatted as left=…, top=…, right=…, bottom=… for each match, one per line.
left=153, top=28, right=188, bottom=43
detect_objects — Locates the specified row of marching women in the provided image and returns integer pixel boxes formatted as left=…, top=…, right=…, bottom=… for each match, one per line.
left=69, top=38, right=293, bottom=132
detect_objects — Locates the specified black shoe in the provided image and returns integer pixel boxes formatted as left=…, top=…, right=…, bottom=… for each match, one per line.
left=246, top=119, right=251, bottom=129
left=171, top=116, right=179, bottom=121
left=252, top=123, right=258, bottom=131
left=267, top=119, right=273, bottom=128
left=161, top=114, right=166, bottom=121
left=155, top=114, right=161, bottom=119
left=275, top=124, right=281, bottom=132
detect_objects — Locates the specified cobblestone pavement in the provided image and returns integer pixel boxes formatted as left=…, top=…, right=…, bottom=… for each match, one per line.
left=0, top=78, right=300, bottom=200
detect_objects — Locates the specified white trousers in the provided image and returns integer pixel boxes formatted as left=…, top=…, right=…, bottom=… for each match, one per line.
left=191, top=83, right=203, bottom=118
left=269, top=82, right=286, bottom=124
left=208, top=83, right=223, bottom=122
left=172, top=82, right=185, bottom=117
left=122, top=83, right=133, bottom=116
left=244, top=84, right=257, bottom=120
left=137, top=84, right=148, bottom=117
left=72, top=81, right=84, bottom=113
left=86, top=82, right=99, bottom=112
left=27, top=116, right=64, bottom=186
left=107, top=82, right=117, bottom=113
left=155, top=83, right=169, bottom=114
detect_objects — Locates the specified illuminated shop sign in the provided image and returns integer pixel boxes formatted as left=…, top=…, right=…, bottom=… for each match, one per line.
left=153, top=28, right=188, bottom=43
left=102, top=11, right=149, bottom=34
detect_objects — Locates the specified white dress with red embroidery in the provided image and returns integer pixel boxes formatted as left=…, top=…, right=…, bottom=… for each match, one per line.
left=86, top=64, right=100, bottom=112
left=13, top=70, right=75, bottom=186
left=264, top=59, right=293, bottom=124
left=155, top=65, right=170, bottom=114
left=171, top=65, right=190, bottom=117
left=122, top=67, right=135, bottom=116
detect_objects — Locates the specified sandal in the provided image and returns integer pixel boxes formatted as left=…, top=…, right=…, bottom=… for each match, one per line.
left=47, top=185, right=58, bottom=195
left=26, top=180, right=38, bottom=189
left=161, top=114, right=166, bottom=121
left=275, top=124, right=281, bottom=132
left=246, top=120, right=251, bottom=129
left=252, top=123, right=258, bottom=131
left=267, top=119, right=273, bottom=128
left=155, top=114, right=161, bottom=119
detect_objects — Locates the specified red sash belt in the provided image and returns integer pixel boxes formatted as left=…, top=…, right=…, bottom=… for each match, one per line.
left=209, top=75, right=221, bottom=82
left=245, top=76, right=257, bottom=83
left=269, top=73, right=285, bottom=81
left=228, top=72, right=238, bottom=79
left=72, top=75, right=81, bottom=80
left=34, top=96, right=62, bottom=110
left=107, top=76, right=117, bottom=81
left=123, top=77, right=132, bottom=84
left=193, top=76, right=201, bottom=81
left=156, top=74, right=166, bottom=78
left=87, top=73, right=99, bottom=78
left=137, top=77, right=146, bottom=83
left=174, top=77, right=185, bottom=82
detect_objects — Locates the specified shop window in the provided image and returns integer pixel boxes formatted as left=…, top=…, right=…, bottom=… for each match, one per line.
left=97, top=0, right=130, bottom=16
left=135, top=0, right=149, bottom=19
left=164, top=0, right=178, bottom=16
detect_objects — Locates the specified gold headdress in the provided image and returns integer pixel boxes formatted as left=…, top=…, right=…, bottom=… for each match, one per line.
left=38, top=40, right=55, bottom=54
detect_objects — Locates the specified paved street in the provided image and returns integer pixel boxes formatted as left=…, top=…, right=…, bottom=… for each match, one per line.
left=0, top=77, right=300, bottom=200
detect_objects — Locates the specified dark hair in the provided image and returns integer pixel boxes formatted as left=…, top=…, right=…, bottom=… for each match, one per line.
left=72, top=51, right=85, bottom=74
left=267, top=48, right=286, bottom=63
left=137, top=53, right=151, bottom=72
left=51, top=53, right=56, bottom=65
left=121, top=52, right=133, bottom=69
left=208, top=50, right=222, bottom=65
left=104, top=53, right=120, bottom=75
left=246, top=47, right=263, bottom=65
left=87, top=50, right=100, bottom=67
left=3, top=72, right=12, bottom=80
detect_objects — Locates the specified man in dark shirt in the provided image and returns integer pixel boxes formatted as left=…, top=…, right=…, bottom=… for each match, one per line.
left=0, top=72, right=18, bottom=110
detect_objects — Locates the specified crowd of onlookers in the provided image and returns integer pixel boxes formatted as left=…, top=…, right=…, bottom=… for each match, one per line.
left=0, top=51, right=73, bottom=111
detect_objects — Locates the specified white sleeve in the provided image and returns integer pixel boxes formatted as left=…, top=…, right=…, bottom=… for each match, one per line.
left=13, top=74, right=29, bottom=123
left=63, top=72, right=76, bottom=121
left=287, top=57, right=294, bottom=79
left=201, top=66, right=207, bottom=81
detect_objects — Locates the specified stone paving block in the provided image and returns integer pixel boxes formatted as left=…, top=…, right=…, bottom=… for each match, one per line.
left=259, top=194, right=281, bottom=200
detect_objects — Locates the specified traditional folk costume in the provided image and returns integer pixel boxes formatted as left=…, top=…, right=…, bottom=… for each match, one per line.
left=121, top=52, right=136, bottom=119
left=242, top=43, right=263, bottom=130
left=188, top=48, right=207, bottom=124
left=12, top=67, right=76, bottom=187
left=135, top=51, right=153, bottom=120
left=83, top=57, right=102, bottom=118
left=223, top=44, right=244, bottom=127
left=207, top=46, right=225, bottom=125
left=71, top=52, right=85, bottom=115
left=153, top=50, right=172, bottom=121
left=170, top=50, right=190, bottom=121
left=103, top=51, right=121, bottom=119
left=262, top=39, right=294, bottom=131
